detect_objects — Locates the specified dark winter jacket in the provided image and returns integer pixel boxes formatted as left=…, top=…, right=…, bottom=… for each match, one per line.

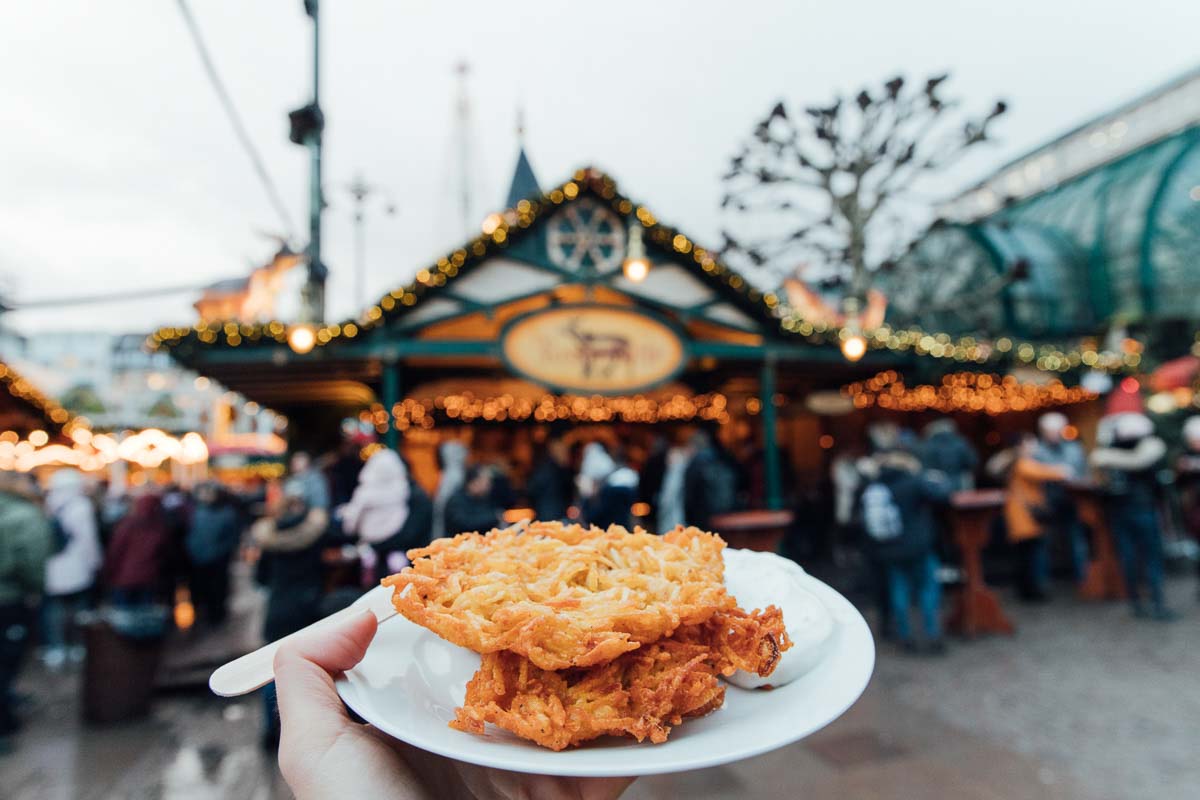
left=869, top=462, right=952, bottom=563
left=103, top=495, right=169, bottom=592
left=0, top=490, right=53, bottom=606
left=526, top=457, right=573, bottom=522
left=683, top=449, right=735, bottom=529
left=443, top=489, right=501, bottom=536
left=583, top=467, right=640, bottom=530
left=187, top=502, right=241, bottom=566
left=920, top=424, right=979, bottom=491
left=1091, top=436, right=1166, bottom=512
left=253, top=506, right=328, bottom=640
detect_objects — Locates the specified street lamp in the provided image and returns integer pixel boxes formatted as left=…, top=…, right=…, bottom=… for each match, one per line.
left=344, top=174, right=397, bottom=310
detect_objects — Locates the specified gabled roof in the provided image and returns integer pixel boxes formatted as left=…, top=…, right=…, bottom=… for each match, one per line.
left=505, top=146, right=541, bottom=210
left=0, top=359, right=72, bottom=436
left=151, top=168, right=785, bottom=353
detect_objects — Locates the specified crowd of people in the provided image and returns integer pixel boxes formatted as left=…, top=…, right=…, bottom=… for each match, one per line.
left=2, top=410, right=1198, bottom=755
left=836, top=408, right=1200, bottom=658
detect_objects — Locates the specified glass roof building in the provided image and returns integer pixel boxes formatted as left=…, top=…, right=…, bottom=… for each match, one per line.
left=886, top=69, right=1200, bottom=341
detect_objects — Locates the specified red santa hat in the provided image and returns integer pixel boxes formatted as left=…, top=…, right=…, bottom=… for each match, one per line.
left=1105, top=376, right=1144, bottom=417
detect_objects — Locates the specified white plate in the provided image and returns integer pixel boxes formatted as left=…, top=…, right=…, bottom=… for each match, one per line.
left=336, top=564, right=874, bottom=777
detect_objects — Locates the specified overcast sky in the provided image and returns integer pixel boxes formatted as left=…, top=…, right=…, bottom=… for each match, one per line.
left=1, top=0, right=1196, bottom=335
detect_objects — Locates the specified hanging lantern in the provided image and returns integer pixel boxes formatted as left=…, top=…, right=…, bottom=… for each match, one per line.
left=841, top=334, right=867, bottom=362
left=622, top=222, right=651, bottom=283
left=287, top=324, right=316, bottom=354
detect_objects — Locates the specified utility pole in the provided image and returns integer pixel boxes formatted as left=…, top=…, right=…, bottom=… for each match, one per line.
left=345, top=174, right=396, bottom=310
left=453, top=61, right=474, bottom=237
left=289, top=0, right=326, bottom=323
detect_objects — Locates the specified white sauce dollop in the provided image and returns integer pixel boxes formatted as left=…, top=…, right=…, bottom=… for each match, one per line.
left=722, top=548, right=837, bottom=689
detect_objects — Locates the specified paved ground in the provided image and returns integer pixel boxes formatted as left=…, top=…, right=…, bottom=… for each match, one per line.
left=3, top=575, right=1197, bottom=800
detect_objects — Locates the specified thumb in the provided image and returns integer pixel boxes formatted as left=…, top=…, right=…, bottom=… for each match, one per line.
left=274, top=610, right=378, bottom=744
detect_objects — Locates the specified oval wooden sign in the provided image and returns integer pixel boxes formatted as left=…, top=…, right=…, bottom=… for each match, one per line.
left=501, top=306, right=685, bottom=395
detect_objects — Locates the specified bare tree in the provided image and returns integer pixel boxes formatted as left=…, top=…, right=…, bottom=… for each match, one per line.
left=720, top=74, right=1006, bottom=298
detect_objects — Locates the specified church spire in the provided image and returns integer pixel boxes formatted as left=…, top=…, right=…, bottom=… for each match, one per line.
left=505, top=105, right=541, bottom=209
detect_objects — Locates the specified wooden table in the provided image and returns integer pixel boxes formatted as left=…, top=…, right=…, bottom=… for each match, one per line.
left=1067, top=480, right=1127, bottom=601
left=945, top=489, right=1015, bottom=637
left=709, top=509, right=794, bottom=552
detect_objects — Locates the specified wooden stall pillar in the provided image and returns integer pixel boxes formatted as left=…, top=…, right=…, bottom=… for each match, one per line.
left=382, top=358, right=401, bottom=451
left=760, top=356, right=783, bottom=511
left=946, top=489, right=1015, bottom=637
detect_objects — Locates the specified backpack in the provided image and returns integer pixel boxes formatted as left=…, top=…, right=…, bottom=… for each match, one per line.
left=862, top=482, right=903, bottom=542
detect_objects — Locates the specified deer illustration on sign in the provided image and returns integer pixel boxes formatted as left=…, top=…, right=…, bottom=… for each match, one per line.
left=565, top=317, right=632, bottom=378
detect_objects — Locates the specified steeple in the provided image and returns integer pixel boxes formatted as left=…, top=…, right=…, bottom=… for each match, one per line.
left=505, top=106, right=541, bottom=209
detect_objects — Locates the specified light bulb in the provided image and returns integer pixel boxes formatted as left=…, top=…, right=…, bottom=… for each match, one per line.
left=288, top=324, right=316, bottom=354
left=623, top=257, right=650, bottom=283
left=841, top=335, right=867, bottom=362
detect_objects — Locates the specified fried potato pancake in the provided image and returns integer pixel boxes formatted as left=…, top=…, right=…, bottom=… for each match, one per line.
left=384, top=522, right=733, bottom=670
left=450, top=606, right=790, bottom=750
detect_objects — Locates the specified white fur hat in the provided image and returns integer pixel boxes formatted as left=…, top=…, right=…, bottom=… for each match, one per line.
left=1111, top=412, right=1154, bottom=442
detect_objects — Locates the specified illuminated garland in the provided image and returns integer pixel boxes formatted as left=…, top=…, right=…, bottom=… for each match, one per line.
left=0, top=428, right=208, bottom=472
left=148, top=169, right=779, bottom=354
left=361, top=392, right=731, bottom=430
left=780, top=318, right=1136, bottom=375
left=843, top=370, right=1097, bottom=415
left=0, top=361, right=73, bottom=431
left=147, top=169, right=1136, bottom=378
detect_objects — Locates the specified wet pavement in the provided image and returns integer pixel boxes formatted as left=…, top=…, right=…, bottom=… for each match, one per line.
left=3, top=574, right=1197, bottom=800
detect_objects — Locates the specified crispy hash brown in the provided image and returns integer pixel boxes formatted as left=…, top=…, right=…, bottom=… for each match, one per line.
left=450, top=606, right=791, bottom=750
left=384, top=522, right=733, bottom=670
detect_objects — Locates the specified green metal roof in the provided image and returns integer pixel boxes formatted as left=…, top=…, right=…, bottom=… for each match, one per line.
left=886, top=125, right=1200, bottom=338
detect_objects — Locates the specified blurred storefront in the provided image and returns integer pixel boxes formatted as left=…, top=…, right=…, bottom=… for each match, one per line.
left=156, top=167, right=943, bottom=508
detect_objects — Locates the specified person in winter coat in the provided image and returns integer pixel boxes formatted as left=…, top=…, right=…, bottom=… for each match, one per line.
left=338, top=449, right=423, bottom=576
left=252, top=480, right=330, bottom=748
left=682, top=432, right=734, bottom=530
left=1033, top=412, right=1089, bottom=579
left=920, top=418, right=978, bottom=491
left=187, top=483, right=241, bottom=626
left=443, top=466, right=503, bottom=536
left=1091, top=412, right=1175, bottom=621
left=42, top=468, right=102, bottom=668
left=655, top=445, right=691, bottom=533
left=860, top=448, right=952, bottom=653
left=103, top=494, right=169, bottom=607
left=0, top=472, right=52, bottom=748
left=526, top=439, right=573, bottom=522
left=432, top=440, right=469, bottom=540
left=288, top=451, right=330, bottom=511
left=1004, top=433, right=1070, bottom=601
left=578, top=443, right=639, bottom=530
left=1176, top=415, right=1200, bottom=599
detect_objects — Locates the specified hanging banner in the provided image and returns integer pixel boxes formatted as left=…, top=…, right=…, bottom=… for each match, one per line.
left=501, top=305, right=685, bottom=395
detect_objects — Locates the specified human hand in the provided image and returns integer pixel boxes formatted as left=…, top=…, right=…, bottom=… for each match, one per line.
left=273, top=610, right=635, bottom=800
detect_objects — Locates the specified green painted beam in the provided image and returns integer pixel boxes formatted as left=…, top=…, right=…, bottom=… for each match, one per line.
left=760, top=357, right=783, bottom=511
left=381, top=359, right=400, bottom=450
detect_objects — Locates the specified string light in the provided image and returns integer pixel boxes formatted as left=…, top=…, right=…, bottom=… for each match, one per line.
left=381, top=391, right=731, bottom=430
left=0, top=428, right=209, bottom=472
left=840, top=334, right=867, bottom=362
left=0, top=360, right=74, bottom=433
left=843, top=370, right=1097, bottom=415
left=148, top=169, right=779, bottom=355
left=287, top=324, right=316, bottom=354
left=146, top=170, right=1140, bottom=380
